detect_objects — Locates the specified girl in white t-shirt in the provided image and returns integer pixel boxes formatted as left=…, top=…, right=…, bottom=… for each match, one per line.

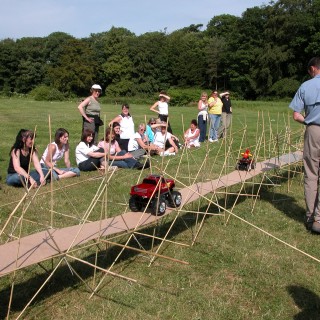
left=184, top=119, right=200, bottom=148
left=75, top=129, right=107, bottom=171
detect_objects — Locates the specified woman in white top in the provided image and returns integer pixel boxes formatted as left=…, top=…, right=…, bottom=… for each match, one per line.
left=128, top=123, right=158, bottom=159
left=75, top=129, right=107, bottom=171
left=109, top=104, right=134, bottom=151
left=197, top=91, right=208, bottom=142
left=150, top=122, right=178, bottom=156
left=184, top=119, right=200, bottom=148
left=150, top=91, right=172, bottom=133
left=41, top=128, right=80, bottom=181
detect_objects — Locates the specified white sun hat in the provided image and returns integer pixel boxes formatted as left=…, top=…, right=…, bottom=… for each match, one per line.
left=91, top=84, right=102, bottom=90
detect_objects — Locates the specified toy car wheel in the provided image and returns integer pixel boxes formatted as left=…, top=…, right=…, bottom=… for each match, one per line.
left=152, top=195, right=167, bottom=216
left=235, top=163, right=240, bottom=170
left=129, top=195, right=142, bottom=212
left=251, top=162, right=256, bottom=169
left=168, top=191, right=182, bottom=208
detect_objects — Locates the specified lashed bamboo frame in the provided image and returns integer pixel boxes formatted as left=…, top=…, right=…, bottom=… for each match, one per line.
left=0, top=111, right=309, bottom=319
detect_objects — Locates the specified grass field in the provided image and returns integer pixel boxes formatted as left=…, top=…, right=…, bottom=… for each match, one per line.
left=1, top=97, right=320, bottom=320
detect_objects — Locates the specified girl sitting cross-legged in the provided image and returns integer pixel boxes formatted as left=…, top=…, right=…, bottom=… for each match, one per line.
left=6, top=129, right=46, bottom=188
left=184, top=119, right=200, bottom=148
left=41, top=128, right=80, bottom=181
left=98, top=128, right=145, bottom=169
left=150, top=122, right=178, bottom=156
left=75, top=129, right=110, bottom=171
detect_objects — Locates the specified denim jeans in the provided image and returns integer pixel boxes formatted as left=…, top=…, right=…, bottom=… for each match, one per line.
left=197, top=114, right=207, bottom=142
left=109, top=150, right=137, bottom=168
left=6, top=171, right=41, bottom=187
left=209, top=114, right=221, bottom=140
left=41, top=164, right=80, bottom=181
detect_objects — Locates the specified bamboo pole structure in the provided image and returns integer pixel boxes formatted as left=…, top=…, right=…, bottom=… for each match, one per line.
left=0, top=110, right=309, bottom=319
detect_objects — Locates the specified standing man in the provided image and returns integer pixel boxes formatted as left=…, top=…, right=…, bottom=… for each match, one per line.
left=218, top=91, right=232, bottom=139
left=289, top=57, right=320, bottom=233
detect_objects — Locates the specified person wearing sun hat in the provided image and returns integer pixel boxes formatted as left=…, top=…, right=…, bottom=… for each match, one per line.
left=77, top=84, right=103, bottom=144
left=150, top=91, right=173, bottom=133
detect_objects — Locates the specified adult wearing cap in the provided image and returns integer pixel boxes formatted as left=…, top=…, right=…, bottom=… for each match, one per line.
left=150, top=91, right=172, bottom=133
left=77, top=84, right=103, bottom=144
left=218, top=91, right=232, bottom=139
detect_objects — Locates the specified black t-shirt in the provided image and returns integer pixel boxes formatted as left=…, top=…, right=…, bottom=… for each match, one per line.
left=221, top=97, right=232, bottom=113
left=7, top=149, right=31, bottom=174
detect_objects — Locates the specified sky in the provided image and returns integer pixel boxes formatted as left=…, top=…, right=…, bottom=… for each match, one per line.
left=0, top=0, right=268, bottom=40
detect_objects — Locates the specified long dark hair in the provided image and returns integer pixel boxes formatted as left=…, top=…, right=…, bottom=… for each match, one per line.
left=10, top=129, right=35, bottom=155
left=54, top=128, right=69, bottom=145
left=81, top=129, right=95, bottom=147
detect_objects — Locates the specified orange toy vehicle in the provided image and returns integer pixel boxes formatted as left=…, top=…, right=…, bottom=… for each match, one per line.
left=235, top=149, right=256, bottom=171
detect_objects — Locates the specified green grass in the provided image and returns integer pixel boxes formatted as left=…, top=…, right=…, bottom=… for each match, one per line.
left=1, top=98, right=320, bottom=319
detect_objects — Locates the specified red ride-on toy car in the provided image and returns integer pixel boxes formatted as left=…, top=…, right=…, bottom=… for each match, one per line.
left=235, top=149, right=256, bottom=171
left=129, top=174, right=182, bottom=215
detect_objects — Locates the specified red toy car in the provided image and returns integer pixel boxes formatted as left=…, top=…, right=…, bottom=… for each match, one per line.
left=235, top=149, right=256, bottom=171
left=129, top=174, right=182, bottom=215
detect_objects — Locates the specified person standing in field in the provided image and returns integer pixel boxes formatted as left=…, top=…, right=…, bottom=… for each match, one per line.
left=197, top=92, right=208, bottom=142
left=77, top=84, right=103, bottom=144
left=218, top=91, right=232, bottom=139
left=289, top=57, right=320, bottom=233
left=150, top=91, right=172, bottom=133
left=207, top=90, right=223, bottom=142
left=6, top=129, right=46, bottom=188
left=40, top=128, right=80, bottom=181
left=109, top=104, right=135, bottom=152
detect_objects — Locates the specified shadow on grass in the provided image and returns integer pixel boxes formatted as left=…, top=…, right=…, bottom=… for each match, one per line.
left=0, top=193, right=243, bottom=319
left=257, top=168, right=305, bottom=226
left=287, top=285, right=320, bottom=320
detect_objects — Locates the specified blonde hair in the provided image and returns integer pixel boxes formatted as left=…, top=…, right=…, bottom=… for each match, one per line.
left=201, top=91, right=208, bottom=98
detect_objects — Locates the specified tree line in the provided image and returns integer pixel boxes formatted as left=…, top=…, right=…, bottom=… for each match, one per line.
left=0, top=0, right=319, bottom=100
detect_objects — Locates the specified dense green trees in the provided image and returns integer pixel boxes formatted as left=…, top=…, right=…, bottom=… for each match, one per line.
left=0, top=0, right=319, bottom=100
